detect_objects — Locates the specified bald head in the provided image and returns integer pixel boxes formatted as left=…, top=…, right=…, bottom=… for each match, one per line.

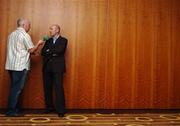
left=49, top=24, right=61, bottom=37
left=17, top=18, right=31, bottom=32
left=52, top=24, right=60, bottom=33
left=17, top=18, right=30, bottom=27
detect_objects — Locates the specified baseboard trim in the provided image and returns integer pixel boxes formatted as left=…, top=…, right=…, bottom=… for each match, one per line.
left=0, top=108, right=180, bottom=113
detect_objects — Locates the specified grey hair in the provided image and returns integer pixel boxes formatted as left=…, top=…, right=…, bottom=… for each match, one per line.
left=17, top=18, right=24, bottom=27
left=17, top=18, right=30, bottom=27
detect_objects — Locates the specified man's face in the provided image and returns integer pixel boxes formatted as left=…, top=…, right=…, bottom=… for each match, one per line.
left=24, top=23, right=31, bottom=32
left=49, top=26, right=58, bottom=37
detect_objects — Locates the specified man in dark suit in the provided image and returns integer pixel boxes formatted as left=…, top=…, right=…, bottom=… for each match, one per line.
left=41, top=24, right=67, bottom=117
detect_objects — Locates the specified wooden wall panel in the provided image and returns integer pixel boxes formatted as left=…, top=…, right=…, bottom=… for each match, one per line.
left=0, top=0, right=180, bottom=109
left=134, top=0, right=154, bottom=108
left=171, top=0, right=180, bottom=108
left=153, top=0, right=172, bottom=108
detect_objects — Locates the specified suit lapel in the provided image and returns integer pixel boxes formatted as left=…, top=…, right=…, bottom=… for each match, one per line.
left=49, top=38, right=54, bottom=45
left=49, top=36, right=61, bottom=46
left=54, top=36, right=61, bottom=45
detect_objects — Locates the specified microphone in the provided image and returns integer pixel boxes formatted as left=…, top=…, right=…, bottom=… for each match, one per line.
left=42, top=35, right=49, bottom=41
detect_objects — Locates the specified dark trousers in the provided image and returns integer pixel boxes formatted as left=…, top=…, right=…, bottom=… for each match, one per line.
left=7, top=69, right=28, bottom=114
left=43, top=68, right=65, bottom=114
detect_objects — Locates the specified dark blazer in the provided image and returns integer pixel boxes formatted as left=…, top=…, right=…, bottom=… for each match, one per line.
left=41, top=36, right=67, bottom=73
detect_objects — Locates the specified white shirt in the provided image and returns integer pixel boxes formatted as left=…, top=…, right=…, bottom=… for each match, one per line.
left=5, top=27, right=34, bottom=71
left=53, top=35, right=59, bottom=44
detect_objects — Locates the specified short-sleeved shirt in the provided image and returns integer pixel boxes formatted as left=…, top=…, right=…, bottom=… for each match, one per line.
left=5, top=27, right=34, bottom=71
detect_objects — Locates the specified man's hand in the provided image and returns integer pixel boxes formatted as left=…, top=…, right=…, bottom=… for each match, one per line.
left=29, top=40, right=44, bottom=54
left=37, top=40, right=44, bottom=46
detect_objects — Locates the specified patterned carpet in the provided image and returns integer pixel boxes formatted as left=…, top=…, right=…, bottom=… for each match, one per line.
left=0, top=113, right=180, bottom=126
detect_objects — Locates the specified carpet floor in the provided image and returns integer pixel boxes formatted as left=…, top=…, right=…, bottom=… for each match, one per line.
left=0, top=112, right=180, bottom=126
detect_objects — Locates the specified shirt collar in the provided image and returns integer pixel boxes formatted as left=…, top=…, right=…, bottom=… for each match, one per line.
left=53, top=34, right=60, bottom=41
left=17, top=27, right=26, bottom=32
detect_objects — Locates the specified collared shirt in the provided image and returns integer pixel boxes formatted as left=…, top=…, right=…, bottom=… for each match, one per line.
left=5, top=27, right=34, bottom=71
left=53, top=34, right=59, bottom=44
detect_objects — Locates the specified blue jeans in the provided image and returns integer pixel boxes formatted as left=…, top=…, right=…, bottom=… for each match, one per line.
left=6, top=69, right=28, bottom=114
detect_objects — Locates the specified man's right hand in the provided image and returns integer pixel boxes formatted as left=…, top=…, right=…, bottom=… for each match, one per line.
left=37, top=40, right=44, bottom=45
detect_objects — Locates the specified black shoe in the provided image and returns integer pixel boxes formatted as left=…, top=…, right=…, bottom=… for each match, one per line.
left=58, top=113, right=65, bottom=117
left=6, top=113, right=23, bottom=117
left=44, top=109, right=54, bottom=114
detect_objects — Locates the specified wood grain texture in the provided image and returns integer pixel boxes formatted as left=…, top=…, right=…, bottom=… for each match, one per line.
left=0, top=0, right=179, bottom=109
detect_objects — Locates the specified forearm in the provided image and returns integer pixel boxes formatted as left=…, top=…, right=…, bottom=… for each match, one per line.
left=29, top=40, right=44, bottom=54
left=29, top=44, right=39, bottom=54
left=51, top=41, right=67, bottom=55
left=51, top=48, right=65, bottom=55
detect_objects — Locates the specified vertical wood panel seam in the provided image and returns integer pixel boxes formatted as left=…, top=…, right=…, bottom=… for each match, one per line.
left=131, top=0, right=137, bottom=108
